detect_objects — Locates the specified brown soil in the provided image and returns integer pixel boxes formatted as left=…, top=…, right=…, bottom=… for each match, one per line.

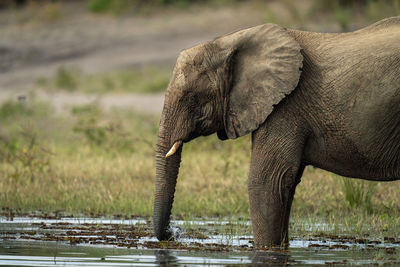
left=0, top=2, right=268, bottom=91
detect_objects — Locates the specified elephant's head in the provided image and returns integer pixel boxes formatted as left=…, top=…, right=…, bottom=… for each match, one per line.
left=153, top=23, right=303, bottom=240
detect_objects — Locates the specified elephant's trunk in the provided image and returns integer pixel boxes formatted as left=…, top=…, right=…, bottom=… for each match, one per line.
left=153, top=126, right=182, bottom=240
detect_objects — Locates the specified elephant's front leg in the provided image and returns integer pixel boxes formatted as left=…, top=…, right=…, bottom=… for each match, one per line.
left=248, top=129, right=304, bottom=248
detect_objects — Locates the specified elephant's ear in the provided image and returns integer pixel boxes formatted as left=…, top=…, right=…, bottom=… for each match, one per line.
left=214, top=24, right=303, bottom=139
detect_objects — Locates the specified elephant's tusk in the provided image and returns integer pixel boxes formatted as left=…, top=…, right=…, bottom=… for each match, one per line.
left=165, top=140, right=182, bottom=158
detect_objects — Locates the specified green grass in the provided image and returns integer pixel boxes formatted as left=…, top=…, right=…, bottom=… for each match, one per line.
left=0, top=99, right=399, bottom=226
left=184, top=212, right=400, bottom=241
left=310, top=0, right=400, bottom=31
left=0, top=100, right=157, bottom=215
left=339, top=176, right=377, bottom=212
left=10, top=1, right=64, bottom=25
left=85, top=0, right=400, bottom=21
left=290, top=212, right=400, bottom=239
left=262, top=0, right=400, bottom=31
left=36, top=66, right=170, bottom=94
left=8, top=0, right=400, bottom=30
left=86, top=0, right=240, bottom=14
left=87, top=0, right=136, bottom=14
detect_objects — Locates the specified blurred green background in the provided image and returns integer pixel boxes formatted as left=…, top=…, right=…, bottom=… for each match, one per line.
left=1, top=0, right=399, bottom=30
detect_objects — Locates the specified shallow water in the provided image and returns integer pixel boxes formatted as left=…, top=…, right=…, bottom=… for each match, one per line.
left=1, top=216, right=399, bottom=266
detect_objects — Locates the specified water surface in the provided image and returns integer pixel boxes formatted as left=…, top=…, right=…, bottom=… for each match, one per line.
left=1, top=216, right=399, bottom=266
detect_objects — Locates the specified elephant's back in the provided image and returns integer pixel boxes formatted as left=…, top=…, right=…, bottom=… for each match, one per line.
left=288, top=17, right=400, bottom=84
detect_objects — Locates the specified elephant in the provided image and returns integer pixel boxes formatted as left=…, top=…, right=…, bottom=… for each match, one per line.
left=153, top=17, right=400, bottom=248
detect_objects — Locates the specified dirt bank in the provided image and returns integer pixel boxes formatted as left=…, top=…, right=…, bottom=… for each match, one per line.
left=0, top=1, right=349, bottom=114
left=0, top=2, right=271, bottom=91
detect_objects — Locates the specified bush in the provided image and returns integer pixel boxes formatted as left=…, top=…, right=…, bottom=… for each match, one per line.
left=87, top=0, right=134, bottom=14
left=340, top=177, right=377, bottom=213
left=55, top=67, right=78, bottom=91
left=0, top=100, right=31, bottom=119
left=72, top=104, right=107, bottom=146
left=71, top=104, right=133, bottom=151
left=88, top=0, right=112, bottom=13
left=0, top=98, right=50, bottom=120
left=0, top=127, right=53, bottom=182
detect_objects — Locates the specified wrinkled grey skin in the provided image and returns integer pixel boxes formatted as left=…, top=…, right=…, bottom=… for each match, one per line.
left=154, top=17, right=400, bottom=248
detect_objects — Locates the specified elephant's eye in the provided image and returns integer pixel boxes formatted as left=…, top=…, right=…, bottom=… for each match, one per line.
left=182, top=92, right=196, bottom=109
left=188, top=95, right=198, bottom=110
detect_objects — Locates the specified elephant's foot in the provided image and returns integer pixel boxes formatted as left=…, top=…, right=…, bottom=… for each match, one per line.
left=248, top=173, right=298, bottom=248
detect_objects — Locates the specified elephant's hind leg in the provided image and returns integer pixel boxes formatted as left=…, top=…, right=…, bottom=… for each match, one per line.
left=248, top=122, right=307, bottom=248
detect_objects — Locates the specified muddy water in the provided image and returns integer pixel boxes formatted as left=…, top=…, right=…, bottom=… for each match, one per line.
left=1, top=216, right=399, bottom=266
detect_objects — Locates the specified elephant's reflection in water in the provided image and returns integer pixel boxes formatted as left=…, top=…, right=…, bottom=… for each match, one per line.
left=154, top=250, right=179, bottom=266
left=251, top=250, right=292, bottom=266
left=154, top=248, right=292, bottom=266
